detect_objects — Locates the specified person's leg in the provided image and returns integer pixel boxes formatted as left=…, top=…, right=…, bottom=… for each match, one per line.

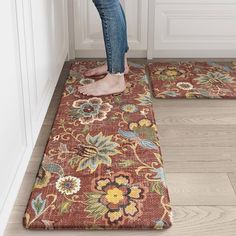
left=119, top=2, right=129, bottom=54
left=79, top=0, right=129, bottom=96
left=83, top=0, right=129, bottom=78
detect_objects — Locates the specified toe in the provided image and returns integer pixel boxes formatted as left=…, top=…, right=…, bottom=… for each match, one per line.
left=80, top=87, right=91, bottom=95
left=78, top=86, right=84, bottom=92
left=78, top=87, right=88, bottom=94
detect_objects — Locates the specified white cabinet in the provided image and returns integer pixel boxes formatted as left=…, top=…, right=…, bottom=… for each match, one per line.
left=73, top=0, right=148, bottom=58
left=0, top=1, right=68, bottom=234
left=70, top=0, right=236, bottom=58
left=153, top=0, right=236, bottom=58
left=24, top=0, right=68, bottom=142
left=0, top=3, right=31, bottom=234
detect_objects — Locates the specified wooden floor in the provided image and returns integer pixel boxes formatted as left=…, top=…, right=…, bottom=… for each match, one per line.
left=4, top=59, right=236, bottom=236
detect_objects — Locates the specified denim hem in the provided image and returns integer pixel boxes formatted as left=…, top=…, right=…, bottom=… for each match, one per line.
left=107, top=71, right=125, bottom=76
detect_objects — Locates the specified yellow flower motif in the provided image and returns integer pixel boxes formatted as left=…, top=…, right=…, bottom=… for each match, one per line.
left=138, top=118, right=151, bottom=127
left=165, top=70, right=179, bottom=77
left=124, top=201, right=138, bottom=216
left=86, top=172, right=147, bottom=224
left=96, top=178, right=111, bottom=191
left=66, top=76, right=76, bottom=84
left=114, top=176, right=129, bottom=185
left=34, top=168, right=51, bottom=189
left=105, top=188, right=124, bottom=204
left=155, top=66, right=186, bottom=81
left=129, top=186, right=142, bottom=199
left=107, top=209, right=123, bottom=223
left=129, top=118, right=157, bottom=133
left=129, top=122, right=138, bottom=130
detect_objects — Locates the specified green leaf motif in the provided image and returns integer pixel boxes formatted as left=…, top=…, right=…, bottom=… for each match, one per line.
left=135, top=91, right=152, bottom=106
left=82, top=124, right=90, bottom=133
left=150, top=181, right=164, bottom=196
left=140, top=75, right=149, bottom=85
left=77, top=157, right=94, bottom=171
left=70, top=132, right=120, bottom=173
left=58, top=200, right=72, bottom=214
left=85, top=192, right=108, bottom=221
left=31, top=193, right=46, bottom=216
left=66, top=85, right=75, bottom=95
left=68, top=155, right=82, bottom=167
left=118, top=159, right=135, bottom=168
left=114, top=95, right=121, bottom=104
left=42, top=162, right=64, bottom=177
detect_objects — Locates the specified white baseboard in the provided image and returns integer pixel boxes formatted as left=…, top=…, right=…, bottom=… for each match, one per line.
left=152, top=50, right=236, bottom=58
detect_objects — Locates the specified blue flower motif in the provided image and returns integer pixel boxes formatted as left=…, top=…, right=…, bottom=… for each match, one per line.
left=139, top=139, right=159, bottom=150
left=118, top=129, right=138, bottom=139
left=152, top=167, right=166, bottom=186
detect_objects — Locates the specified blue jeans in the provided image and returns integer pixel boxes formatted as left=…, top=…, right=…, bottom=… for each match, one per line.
left=92, top=0, right=129, bottom=74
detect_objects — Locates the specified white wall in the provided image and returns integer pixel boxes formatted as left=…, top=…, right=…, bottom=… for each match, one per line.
left=0, top=1, right=68, bottom=235
left=69, top=0, right=236, bottom=59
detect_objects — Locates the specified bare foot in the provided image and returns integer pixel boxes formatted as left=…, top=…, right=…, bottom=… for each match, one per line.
left=84, top=57, right=129, bottom=77
left=78, top=73, right=126, bottom=96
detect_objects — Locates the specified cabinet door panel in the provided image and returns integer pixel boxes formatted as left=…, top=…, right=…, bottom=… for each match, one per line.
left=73, top=0, right=147, bottom=57
left=28, top=0, right=68, bottom=141
left=153, top=0, right=236, bottom=57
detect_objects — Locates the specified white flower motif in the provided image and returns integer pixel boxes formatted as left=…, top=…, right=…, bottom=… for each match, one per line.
left=56, top=176, right=81, bottom=195
left=176, top=82, right=193, bottom=91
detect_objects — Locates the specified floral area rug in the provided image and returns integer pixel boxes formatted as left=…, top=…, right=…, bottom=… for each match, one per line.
left=23, top=61, right=173, bottom=230
left=147, top=61, right=236, bottom=99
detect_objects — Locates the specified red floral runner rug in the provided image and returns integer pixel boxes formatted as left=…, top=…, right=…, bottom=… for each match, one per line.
left=23, top=61, right=173, bottom=230
left=147, top=61, right=236, bottom=99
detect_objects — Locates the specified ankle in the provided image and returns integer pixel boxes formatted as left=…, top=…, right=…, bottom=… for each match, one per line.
left=107, top=73, right=125, bottom=83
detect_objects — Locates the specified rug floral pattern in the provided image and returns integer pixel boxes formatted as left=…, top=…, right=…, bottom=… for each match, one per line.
left=147, top=61, right=236, bottom=99
left=23, top=61, right=173, bottom=230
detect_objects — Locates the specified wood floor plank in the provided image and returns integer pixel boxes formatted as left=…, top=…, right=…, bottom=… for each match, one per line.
left=166, top=173, right=236, bottom=205
left=157, top=125, right=236, bottom=147
left=153, top=99, right=236, bottom=109
left=154, top=108, right=236, bottom=125
left=228, top=172, right=236, bottom=194
left=153, top=100, right=236, bottom=125
left=165, top=161, right=236, bottom=173
left=160, top=146, right=236, bottom=162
